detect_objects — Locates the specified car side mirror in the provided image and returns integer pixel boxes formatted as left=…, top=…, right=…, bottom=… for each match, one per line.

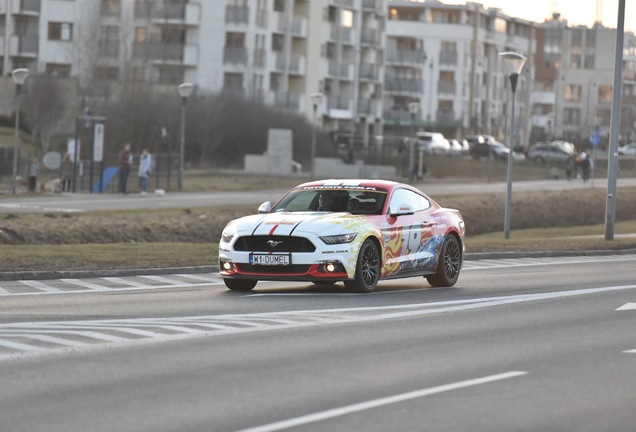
left=258, top=201, right=272, bottom=213
left=389, top=203, right=415, bottom=217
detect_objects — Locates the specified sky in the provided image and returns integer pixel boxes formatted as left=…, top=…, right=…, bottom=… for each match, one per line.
left=440, top=0, right=636, bottom=31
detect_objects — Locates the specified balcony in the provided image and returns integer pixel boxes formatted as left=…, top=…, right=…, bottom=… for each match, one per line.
left=531, top=91, right=556, bottom=105
left=273, top=13, right=307, bottom=37
left=361, top=28, right=379, bottom=45
left=13, top=0, right=40, bottom=14
left=357, top=98, right=375, bottom=115
left=273, top=52, right=306, bottom=74
left=223, top=46, right=247, bottom=65
left=327, top=95, right=352, bottom=111
left=226, top=5, right=249, bottom=25
left=362, top=0, right=378, bottom=10
left=256, top=10, right=268, bottom=28
left=436, top=109, right=461, bottom=127
left=132, top=42, right=198, bottom=66
left=383, top=108, right=414, bottom=123
left=100, top=0, right=119, bottom=17
left=98, top=40, right=119, bottom=58
left=359, top=63, right=378, bottom=81
left=151, top=2, right=200, bottom=26
left=386, top=49, right=426, bottom=65
left=437, top=80, right=456, bottom=95
left=438, top=50, right=458, bottom=66
left=273, top=92, right=302, bottom=111
left=385, top=78, right=422, bottom=94
left=330, top=25, right=352, bottom=44
left=9, top=34, right=38, bottom=57
left=327, top=60, right=352, bottom=79
left=331, top=0, right=354, bottom=7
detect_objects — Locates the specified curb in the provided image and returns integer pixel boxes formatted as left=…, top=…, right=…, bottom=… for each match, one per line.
left=1, top=249, right=635, bottom=282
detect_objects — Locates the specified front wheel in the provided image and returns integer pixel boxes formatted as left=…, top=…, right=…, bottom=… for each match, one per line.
left=426, top=235, right=461, bottom=287
left=224, top=279, right=257, bottom=291
left=344, top=239, right=380, bottom=293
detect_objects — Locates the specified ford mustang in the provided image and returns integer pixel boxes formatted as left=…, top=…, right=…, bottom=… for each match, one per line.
left=219, top=179, right=465, bottom=292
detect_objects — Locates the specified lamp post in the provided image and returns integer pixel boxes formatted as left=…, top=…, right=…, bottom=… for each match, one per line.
left=310, top=92, right=323, bottom=180
left=408, top=102, right=420, bottom=181
left=500, top=51, right=526, bottom=239
left=11, top=68, right=28, bottom=195
left=177, top=82, right=194, bottom=191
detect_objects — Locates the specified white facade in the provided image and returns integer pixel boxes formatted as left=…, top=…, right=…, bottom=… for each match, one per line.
left=385, top=0, right=535, bottom=143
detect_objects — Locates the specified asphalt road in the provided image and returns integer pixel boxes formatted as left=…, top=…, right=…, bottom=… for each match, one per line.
left=2, top=177, right=636, bottom=213
left=0, top=254, right=634, bottom=431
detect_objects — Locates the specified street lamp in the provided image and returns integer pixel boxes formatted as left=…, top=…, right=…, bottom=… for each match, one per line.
left=11, top=68, right=28, bottom=195
left=178, top=82, right=194, bottom=191
left=500, top=51, right=526, bottom=239
left=408, top=102, right=420, bottom=181
left=310, top=92, right=323, bottom=180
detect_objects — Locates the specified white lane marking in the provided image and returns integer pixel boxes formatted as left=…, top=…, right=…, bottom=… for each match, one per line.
left=0, top=287, right=9, bottom=295
left=60, top=279, right=110, bottom=291
left=233, top=371, right=528, bottom=432
left=175, top=273, right=215, bottom=282
left=138, top=275, right=185, bottom=285
left=19, top=280, right=62, bottom=293
left=616, top=303, right=636, bottom=311
left=623, top=349, right=636, bottom=353
left=0, top=339, right=45, bottom=352
left=464, top=254, right=636, bottom=270
left=101, top=277, right=147, bottom=287
left=0, top=281, right=217, bottom=297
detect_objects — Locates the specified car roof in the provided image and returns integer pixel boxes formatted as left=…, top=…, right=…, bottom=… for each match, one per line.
left=295, top=179, right=401, bottom=190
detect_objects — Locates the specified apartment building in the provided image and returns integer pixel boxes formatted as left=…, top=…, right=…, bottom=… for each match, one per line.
left=385, top=0, right=535, bottom=144
left=0, top=0, right=387, bottom=146
left=533, top=14, right=636, bottom=148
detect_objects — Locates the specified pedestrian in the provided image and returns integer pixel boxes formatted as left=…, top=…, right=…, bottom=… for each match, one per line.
left=565, top=157, right=574, bottom=181
left=27, top=156, right=38, bottom=192
left=580, top=153, right=591, bottom=182
left=138, top=148, right=153, bottom=195
left=118, top=143, right=133, bottom=194
left=60, top=153, right=73, bottom=192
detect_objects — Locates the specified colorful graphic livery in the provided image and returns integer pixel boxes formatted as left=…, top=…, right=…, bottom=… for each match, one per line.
left=219, top=179, right=465, bottom=292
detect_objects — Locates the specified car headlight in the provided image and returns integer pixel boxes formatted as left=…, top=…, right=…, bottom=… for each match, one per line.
left=221, top=225, right=236, bottom=243
left=320, top=233, right=357, bottom=245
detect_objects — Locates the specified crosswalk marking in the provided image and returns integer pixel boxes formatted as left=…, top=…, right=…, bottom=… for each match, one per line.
left=138, top=275, right=185, bottom=285
left=61, top=278, right=111, bottom=291
left=19, top=280, right=62, bottom=292
left=101, top=277, right=147, bottom=287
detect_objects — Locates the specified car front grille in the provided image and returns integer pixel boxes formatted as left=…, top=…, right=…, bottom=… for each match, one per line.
left=237, top=264, right=311, bottom=274
left=233, top=236, right=316, bottom=253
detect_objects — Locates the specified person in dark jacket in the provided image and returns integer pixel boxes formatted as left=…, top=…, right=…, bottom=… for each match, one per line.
left=118, top=143, right=133, bottom=194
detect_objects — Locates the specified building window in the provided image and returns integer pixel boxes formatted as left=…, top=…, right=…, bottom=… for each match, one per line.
left=135, top=27, right=147, bottom=43
left=598, top=85, right=612, bottom=103
left=95, top=66, right=119, bottom=80
left=563, top=108, right=580, bottom=125
left=584, top=55, right=595, bottom=69
left=48, top=22, right=73, bottom=41
left=224, top=73, right=243, bottom=89
left=564, top=84, right=582, bottom=101
left=45, top=63, right=71, bottom=77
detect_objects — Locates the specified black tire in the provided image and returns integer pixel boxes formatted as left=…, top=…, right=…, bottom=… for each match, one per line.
left=224, top=279, right=257, bottom=291
left=426, top=235, right=462, bottom=287
left=344, top=239, right=380, bottom=293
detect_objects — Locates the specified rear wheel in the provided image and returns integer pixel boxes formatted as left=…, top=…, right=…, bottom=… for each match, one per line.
left=224, top=279, right=257, bottom=291
left=344, top=239, right=380, bottom=293
left=426, top=235, right=461, bottom=287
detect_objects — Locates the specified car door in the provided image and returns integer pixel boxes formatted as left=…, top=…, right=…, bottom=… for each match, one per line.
left=382, top=189, right=437, bottom=276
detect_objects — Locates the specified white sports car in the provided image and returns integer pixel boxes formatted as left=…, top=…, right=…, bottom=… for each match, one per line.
left=219, top=179, right=465, bottom=293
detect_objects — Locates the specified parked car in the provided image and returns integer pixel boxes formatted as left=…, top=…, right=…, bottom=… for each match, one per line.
left=467, top=135, right=510, bottom=161
left=527, top=142, right=576, bottom=164
left=219, top=179, right=465, bottom=293
left=448, top=139, right=470, bottom=157
left=618, top=143, right=636, bottom=155
left=416, top=132, right=451, bottom=155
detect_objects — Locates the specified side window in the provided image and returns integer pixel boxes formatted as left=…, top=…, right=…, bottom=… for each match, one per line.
left=388, top=189, right=420, bottom=212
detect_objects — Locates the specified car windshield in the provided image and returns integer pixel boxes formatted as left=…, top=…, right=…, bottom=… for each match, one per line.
left=271, top=187, right=388, bottom=215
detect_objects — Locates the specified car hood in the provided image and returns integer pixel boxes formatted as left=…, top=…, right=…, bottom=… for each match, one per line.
left=228, top=211, right=366, bottom=237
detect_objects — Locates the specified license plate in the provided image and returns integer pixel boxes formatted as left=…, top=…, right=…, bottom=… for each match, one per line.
left=250, top=253, right=291, bottom=266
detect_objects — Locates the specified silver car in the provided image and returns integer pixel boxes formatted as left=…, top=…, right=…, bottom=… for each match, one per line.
left=527, top=142, right=575, bottom=164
